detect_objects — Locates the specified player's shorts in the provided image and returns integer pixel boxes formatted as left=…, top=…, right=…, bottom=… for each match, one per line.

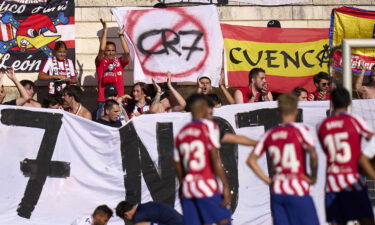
left=325, top=189, right=374, bottom=224
left=181, top=194, right=232, bottom=225
left=271, top=193, right=319, bottom=225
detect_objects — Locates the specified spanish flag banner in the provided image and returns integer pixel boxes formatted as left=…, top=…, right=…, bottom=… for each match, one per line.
left=330, top=7, right=375, bottom=75
left=221, top=24, right=329, bottom=93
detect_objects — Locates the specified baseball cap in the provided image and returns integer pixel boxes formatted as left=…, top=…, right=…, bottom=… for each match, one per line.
left=104, top=84, right=118, bottom=98
left=198, top=75, right=211, bottom=82
left=267, top=20, right=281, bottom=28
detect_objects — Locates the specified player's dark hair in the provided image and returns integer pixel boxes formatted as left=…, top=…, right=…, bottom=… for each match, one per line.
left=248, top=68, right=265, bottom=84
left=54, top=41, right=67, bottom=51
left=20, top=80, right=35, bottom=88
left=185, top=93, right=214, bottom=113
left=63, top=85, right=83, bottom=103
left=331, top=86, right=350, bottom=109
left=92, top=205, right=113, bottom=218
left=291, top=87, right=308, bottom=97
left=313, top=72, right=330, bottom=84
left=106, top=41, right=116, bottom=49
left=278, top=93, right=298, bottom=116
left=115, top=201, right=134, bottom=219
left=104, top=99, right=119, bottom=113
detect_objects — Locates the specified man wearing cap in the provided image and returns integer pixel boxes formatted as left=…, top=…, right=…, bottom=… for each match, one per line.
left=93, top=84, right=129, bottom=123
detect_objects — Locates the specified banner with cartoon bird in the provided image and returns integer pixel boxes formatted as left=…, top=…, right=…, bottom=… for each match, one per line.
left=0, top=0, right=75, bottom=73
left=221, top=24, right=330, bottom=93
left=330, top=7, right=375, bottom=75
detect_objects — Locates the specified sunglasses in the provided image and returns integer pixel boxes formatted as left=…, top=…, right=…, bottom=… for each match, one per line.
left=321, top=82, right=330, bottom=87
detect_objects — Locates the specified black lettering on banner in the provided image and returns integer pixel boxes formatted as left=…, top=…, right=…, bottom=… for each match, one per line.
left=137, top=29, right=181, bottom=56
left=137, top=29, right=205, bottom=60
left=265, top=50, right=279, bottom=68
left=243, top=50, right=262, bottom=66
left=280, top=51, right=300, bottom=68
left=179, top=30, right=204, bottom=61
left=119, top=122, right=175, bottom=213
left=214, top=116, right=239, bottom=213
left=302, top=50, right=315, bottom=68
left=229, top=47, right=242, bottom=64
left=0, top=109, right=69, bottom=219
left=235, top=108, right=303, bottom=177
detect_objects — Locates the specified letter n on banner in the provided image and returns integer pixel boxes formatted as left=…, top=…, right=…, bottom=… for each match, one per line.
left=119, top=121, right=176, bottom=215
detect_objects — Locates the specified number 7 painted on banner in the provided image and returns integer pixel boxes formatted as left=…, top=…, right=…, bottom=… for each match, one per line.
left=0, top=109, right=70, bottom=219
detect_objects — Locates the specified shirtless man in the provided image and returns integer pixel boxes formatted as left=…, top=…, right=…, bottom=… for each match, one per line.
left=62, top=86, right=92, bottom=120
left=355, top=60, right=375, bottom=99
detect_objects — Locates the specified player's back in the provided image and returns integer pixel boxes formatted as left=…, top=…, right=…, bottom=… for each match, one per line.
left=317, top=113, right=373, bottom=192
left=175, top=119, right=221, bottom=199
left=253, top=123, right=313, bottom=196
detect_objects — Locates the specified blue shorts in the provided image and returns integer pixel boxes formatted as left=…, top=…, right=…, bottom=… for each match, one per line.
left=325, top=189, right=374, bottom=224
left=181, top=194, right=231, bottom=225
left=271, top=194, right=319, bottom=225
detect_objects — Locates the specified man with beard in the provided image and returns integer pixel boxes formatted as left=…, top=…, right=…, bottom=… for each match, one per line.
left=234, top=68, right=273, bottom=103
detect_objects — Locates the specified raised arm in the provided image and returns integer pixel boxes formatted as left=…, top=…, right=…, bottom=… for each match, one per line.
left=117, top=25, right=130, bottom=64
left=355, top=60, right=366, bottom=94
left=219, top=70, right=235, bottom=105
left=5, top=67, right=30, bottom=105
left=97, top=18, right=108, bottom=62
left=150, top=79, right=163, bottom=113
left=167, top=72, right=186, bottom=108
left=247, top=152, right=272, bottom=185
left=210, top=148, right=231, bottom=207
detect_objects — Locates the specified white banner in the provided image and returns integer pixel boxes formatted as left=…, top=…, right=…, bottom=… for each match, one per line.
left=160, top=0, right=308, bottom=5
left=1, top=100, right=375, bottom=225
left=111, top=5, right=223, bottom=86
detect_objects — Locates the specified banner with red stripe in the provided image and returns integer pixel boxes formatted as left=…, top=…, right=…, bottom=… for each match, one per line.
left=222, top=24, right=329, bottom=93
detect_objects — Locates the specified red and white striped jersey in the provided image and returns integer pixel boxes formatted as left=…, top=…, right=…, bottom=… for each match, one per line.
left=174, top=119, right=221, bottom=199
left=317, top=113, right=373, bottom=192
left=40, top=57, right=77, bottom=94
left=253, top=123, right=314, bottom=196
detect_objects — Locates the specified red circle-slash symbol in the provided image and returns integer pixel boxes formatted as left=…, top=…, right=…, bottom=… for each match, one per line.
left=126, top=8, right=210, bottom=78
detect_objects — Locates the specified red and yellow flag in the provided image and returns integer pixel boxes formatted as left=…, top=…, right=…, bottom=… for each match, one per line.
left=221, top=24, right=329, bottom=93
left=330, top=7, right=375, bottom=75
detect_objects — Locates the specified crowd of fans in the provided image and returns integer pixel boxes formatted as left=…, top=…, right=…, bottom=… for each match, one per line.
left=1, top=18, right=374, bottom=129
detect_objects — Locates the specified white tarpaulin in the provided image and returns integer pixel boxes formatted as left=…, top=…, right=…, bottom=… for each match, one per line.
left=1, top=100, right=375, bottom=225
left=111, top=5, right=223, bottom=86
left=160, top=0, right=308, bottom=5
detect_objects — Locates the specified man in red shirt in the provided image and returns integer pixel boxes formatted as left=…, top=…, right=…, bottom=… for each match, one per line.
left=234, top=68, right=273, bottom=103
left=317, top=86, right=374, bottom=225
left=174, top=94, right=232, bottom=225
left=96, top=19, right=130, bottom=106
left=247, top=93, right=319, bottom=225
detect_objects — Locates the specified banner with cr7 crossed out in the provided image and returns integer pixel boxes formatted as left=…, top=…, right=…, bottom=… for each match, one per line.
left=0, top=0, right=75, bottom=73
left=111, top=5, right=223, bottom=86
